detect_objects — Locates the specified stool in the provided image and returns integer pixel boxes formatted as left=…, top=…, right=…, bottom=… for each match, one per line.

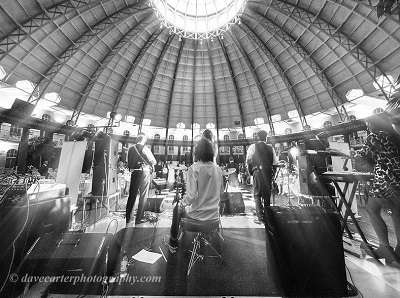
left=180, top=217, right=223, bottom=276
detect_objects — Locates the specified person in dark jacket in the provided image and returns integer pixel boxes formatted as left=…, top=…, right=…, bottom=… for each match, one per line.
left=246, top=130, right=278, bottom=224
left=126, top=133, right=156, bottom=226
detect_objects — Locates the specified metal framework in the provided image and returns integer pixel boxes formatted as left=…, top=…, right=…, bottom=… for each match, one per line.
left=25, top=3, right=149, bottom=104
left=228, top=31, right=275, bottom=134
left=165, top=38, right=185, bottom=140
left=138, top=33, right=174, bottom=131
left=250, top=6, right=347, bottom=121
left=71, top=15, right=155, bottom=123
left=206, top=41, right=220, bottom=143
left=238, top=22, right=308, bottom=128
left=191, top=41, right=198, bottom=150
left=218, top=37, right=247, bottom=138
left=275, top=0, right=392, bottom=102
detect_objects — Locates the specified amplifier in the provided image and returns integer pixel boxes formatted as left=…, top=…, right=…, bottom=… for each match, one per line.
left=265, top=206, right=347, bottom=297
left=220, top=192, right=245, bottom=215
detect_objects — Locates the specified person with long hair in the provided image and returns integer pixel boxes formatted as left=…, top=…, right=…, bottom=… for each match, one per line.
left=355, top=114, right=400, bottom=265
left=169, top=137, right=224, bottom=249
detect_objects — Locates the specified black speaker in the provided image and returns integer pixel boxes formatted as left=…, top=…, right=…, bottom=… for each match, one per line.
left=82, top=142, right=94, bottom=174
left=21, top=232, right=112, bottom=276
left=92, top=135, right=110, bottom=196
left=220, top=192, right=245, bottom=215
left=265, top=206, right=347, bottom=297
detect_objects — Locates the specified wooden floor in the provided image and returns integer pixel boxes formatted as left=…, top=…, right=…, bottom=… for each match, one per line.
left=21, top=184, right=400, bottom=297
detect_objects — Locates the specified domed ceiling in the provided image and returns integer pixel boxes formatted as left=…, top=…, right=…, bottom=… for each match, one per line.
left=0, top=0, right=399, bottom=132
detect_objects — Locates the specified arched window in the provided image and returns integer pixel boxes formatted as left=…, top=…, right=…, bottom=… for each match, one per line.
left=168, top=135, right=174, bottom=141
left=224, top=135, right=230, bottom=141
left=154, top=134, right=161, bottom=140
left=5, top=149, right=17, bottom=168
left=183, top=135, right=189, bottom=141
left=238, top=133, right=244, bottom=140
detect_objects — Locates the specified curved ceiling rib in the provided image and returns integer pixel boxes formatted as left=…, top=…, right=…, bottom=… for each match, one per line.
left=138, top=33, right=174, bottom=131
left=0, top=0, right=71, bottom=58
left=276, top=0, right=391, bottom=101
left=206, top=41, right=220, bottom=142
left=165, top=39, right=185, bottom=138
left=228, top=31, right=275, bottom=134
left=25, top=3, right=149, bottom=104
left=58, top=6, right=152, bottom=100
left=238, top=21, right=308, bottom=128
left=307, top=0, right=400, bottom=84
left=250, top=6, right=346, bottom=120
left=72, top=17, right=157, bottom=122
left=218, top=37, right=246, bottom=137
left=191, top=41, right=198, bottom=143
left=4, top=0, right=118, bottom=81
left=266, top=2, right=365, bottom=96
left=84, top=19, right=156, bottom=119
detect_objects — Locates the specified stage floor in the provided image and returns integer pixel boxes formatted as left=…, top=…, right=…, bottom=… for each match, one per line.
left=18, top=186, right=400, bottom=297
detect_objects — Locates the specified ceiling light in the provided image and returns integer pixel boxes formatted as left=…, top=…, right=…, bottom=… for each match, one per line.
left=149, top=0, right=248, bottom=40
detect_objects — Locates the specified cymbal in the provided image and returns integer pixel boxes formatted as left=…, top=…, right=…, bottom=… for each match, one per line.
left=223, top=168, right=236, bottom=176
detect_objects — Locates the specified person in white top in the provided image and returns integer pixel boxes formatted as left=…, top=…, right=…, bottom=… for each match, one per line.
left=246, top=130, right=279, bottom=224
left=169, top=137, right=224, bottom=247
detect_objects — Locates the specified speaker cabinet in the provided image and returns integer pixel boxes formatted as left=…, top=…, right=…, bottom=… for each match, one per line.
left=220, top=192, right=245, bottom=215
left=91, top=136, right=118, bottom=196
left=265, top=206, right=347, bottom=297
left=21, top=232, right=112, bottom=276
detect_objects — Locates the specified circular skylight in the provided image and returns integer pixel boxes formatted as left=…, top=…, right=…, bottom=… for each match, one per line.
left=150, top=0, right=248, bottom=39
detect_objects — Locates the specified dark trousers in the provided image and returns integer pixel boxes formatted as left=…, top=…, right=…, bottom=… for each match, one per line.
left=126, top=169, right=151, bottom=223
left=253, top=169, right=272, bottom=221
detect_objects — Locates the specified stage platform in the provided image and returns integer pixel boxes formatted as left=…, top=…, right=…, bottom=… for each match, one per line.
left=14, top=186, right=400, bottom=298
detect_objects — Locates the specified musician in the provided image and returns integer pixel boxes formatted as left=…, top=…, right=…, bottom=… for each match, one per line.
left=126, top=133, right=156, bottom=226
left=202, top=129, right=218, bottom=163
left=154, top=160, right=163, bottom=178
left=169, top=137, right=224, bottom=248
left=246, top=130, right=279, bottom=224
left=355, top=115, right=400, bottom=265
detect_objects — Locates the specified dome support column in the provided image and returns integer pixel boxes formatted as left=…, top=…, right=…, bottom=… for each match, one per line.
left=164, top=38, right=185, bottom=161
left=218, top=38, right=247, bottom=139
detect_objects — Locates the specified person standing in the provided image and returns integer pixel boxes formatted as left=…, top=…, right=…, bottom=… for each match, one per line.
left=246, top=130, right=278, bottom=224
left=126, top=133, right=156, bottom=226
left=355, top=115, right=400, bottom=266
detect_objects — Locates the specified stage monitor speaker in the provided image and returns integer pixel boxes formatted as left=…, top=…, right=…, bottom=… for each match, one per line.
left=21, top=232, right=112, bottom=276
left=265, top=206, right=347, bottom=297
left=220, top=192, right=245, bottom=215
